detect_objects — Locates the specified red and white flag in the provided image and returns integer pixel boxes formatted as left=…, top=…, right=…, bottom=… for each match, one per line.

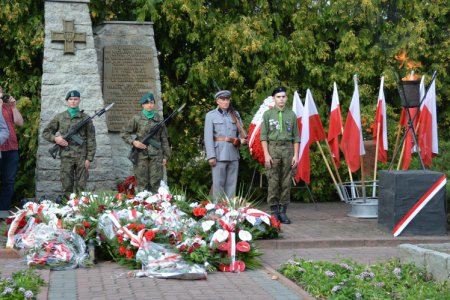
left=340, top=75, right=365, bottom=173
left=296, top=89, right=326, bottom=184
left=292, top=91, right=304, bottom=134
left=327, top=82, right=342, bottom=168
left=418, top=77, right=438, bottom=167
left=372, top=76, right=388, bottom=163
left=248, top=96, right=274, bottom=165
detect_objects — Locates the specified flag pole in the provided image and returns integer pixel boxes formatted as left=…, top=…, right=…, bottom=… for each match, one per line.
left=316, top=141, right=345, bottom=201
left=372, top=122, right=381, bottom=197
left=392, top=122, right=403, bottom=162
left=324, top=140, right=346, bottom=200
left=360, top=156, right=367, bottom=202
left=396, top=138, right=406, bottom=170
left=341, top=125, right=356, bottom=199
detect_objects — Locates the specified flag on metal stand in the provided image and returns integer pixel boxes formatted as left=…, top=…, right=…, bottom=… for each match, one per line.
left=340, top=75, right=365, bottom=173
left=372, top=76, right=388, bottom=164
left=418, top=77, right=438, bottom=167
left=296, top=89, right=326, bottom=184
left=327, top=82, right=342, bottom=168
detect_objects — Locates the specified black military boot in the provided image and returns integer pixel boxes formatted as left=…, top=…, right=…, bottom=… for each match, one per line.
left=279, top=205, right=291, bottom=224
left=270, top=205, right=280, bottom=222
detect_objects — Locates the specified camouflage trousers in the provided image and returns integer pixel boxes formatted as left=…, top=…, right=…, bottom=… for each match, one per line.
left=134, top=155, right=163, bottom=193
left=60, top=156, right=88, bottom=194
left=266, top=142, right=294, bottom=206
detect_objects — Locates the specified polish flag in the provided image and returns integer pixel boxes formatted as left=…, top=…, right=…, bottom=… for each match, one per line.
left=327, top=82, right=342, bottom=168
left=248, top=96, right=274, bottom=165
left=372, top=76, right=388, bottom=163
left=296, top=89, right=326, bottom=184
left=418, top=78, right=438, bottom=167
left=292, top=91, right=304, bottom=134
left=340, top=75, right=365, bottom=172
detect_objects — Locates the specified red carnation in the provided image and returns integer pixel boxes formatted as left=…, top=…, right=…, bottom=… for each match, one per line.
left=126, top=249, right=134, bottom=259
left=119, top=245, right=126, bottom=256
left=82, top=221, right=91, bottom=228
left=78, top=228, right=87, bottom=236
left=136, top=224, right=145, bottom=231
left=127, top=223, right=136, bottom=229
left=144, top=230, right=155, bottom=241
left=97, top=205, right=106, bottom=213
left=193, top=207, right=207, bottom=217
left=117, top=235, right=124, bottom=243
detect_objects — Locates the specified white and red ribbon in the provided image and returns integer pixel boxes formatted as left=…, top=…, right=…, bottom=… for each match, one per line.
left=393, top=175, right=447, bottom=237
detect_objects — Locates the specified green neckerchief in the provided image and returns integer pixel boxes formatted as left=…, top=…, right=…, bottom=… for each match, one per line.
left=275, top=106, right=285, bottom=131
left=67, top=107, right=80, bottom=118
left=142, top=109, right=155, bottom=119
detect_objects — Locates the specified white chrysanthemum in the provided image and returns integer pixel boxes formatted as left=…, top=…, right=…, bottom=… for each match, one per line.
left=205, top=203, right=215, bottom=210
left=238, top=230, right=252, bottom=241
left=201, top=220, right=215, bottom=232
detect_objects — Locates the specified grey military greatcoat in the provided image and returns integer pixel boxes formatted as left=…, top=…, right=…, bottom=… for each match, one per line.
left=204, top=108, right=243, bottom=199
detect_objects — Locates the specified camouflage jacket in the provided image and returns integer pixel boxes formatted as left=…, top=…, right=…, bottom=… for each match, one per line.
left=120, top=112, right=170, bottom=159
left=42, top=110, right=96, bottom=161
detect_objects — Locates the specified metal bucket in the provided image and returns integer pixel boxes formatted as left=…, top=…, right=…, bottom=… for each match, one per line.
left=347, top=198, right=378, bottom=219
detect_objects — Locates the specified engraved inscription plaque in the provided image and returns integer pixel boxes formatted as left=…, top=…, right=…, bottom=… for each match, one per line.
left=103, top=45, right=156, bottom=131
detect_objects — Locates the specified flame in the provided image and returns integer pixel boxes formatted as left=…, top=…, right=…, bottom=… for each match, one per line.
left=394, top=50, right=422, bottom=80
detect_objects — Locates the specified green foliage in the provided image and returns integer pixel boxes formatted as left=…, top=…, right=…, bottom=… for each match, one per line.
left=280, top=257, right=450, bottom=299
left=0, top=269, right=45, bottom=299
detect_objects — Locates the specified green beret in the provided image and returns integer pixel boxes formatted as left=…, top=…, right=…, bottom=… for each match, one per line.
left=65, top=90, right=81, bottom=100
left=139, top=92, right=155, bottom=105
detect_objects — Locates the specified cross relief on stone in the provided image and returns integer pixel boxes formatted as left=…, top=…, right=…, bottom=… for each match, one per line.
left=51, top=20, right=86, bottom=54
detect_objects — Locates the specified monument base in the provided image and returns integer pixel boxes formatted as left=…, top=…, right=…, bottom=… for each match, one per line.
left=378, top=170, right=447, bottom=236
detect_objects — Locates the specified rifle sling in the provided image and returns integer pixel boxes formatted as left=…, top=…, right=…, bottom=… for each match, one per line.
left=230, top=110, right=247, bottom=139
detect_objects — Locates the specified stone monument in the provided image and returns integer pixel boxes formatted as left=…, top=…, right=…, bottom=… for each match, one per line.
left=36, top=0, right=162, bottom=199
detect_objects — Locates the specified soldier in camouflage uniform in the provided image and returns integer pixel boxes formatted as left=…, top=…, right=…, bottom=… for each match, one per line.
left=260, top=86, right=300, bottom=224
left=42, top=90, right=96, bottom=196
left=121, top=92, right=170, bottom=193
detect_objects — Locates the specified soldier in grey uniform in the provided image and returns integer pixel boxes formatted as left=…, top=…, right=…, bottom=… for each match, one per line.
left=42, top=90, right=96, bottom=195
left=121, top=92, right=170, bottom=193
left=204, top=90, right=247, bottom=200
left=260, top=86, right=300, bottom=224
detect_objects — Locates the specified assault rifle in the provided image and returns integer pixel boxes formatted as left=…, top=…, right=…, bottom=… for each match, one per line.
left=128, top=103, right=186, bottom=165
left=48, top=103, right=115, bottom=159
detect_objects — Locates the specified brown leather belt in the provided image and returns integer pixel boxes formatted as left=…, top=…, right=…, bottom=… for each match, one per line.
left=214, top=136, right=240, bottom=146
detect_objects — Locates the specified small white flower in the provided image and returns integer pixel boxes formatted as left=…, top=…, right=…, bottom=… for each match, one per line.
left=189, top=202, right=199, bottom=208
left=238, top=230, right=252, bottom=241
left=202, top=220, right=215, bottom=232
left=215, top=208, right=224, bottom=216
left=205, top=203, right=215, bottom=210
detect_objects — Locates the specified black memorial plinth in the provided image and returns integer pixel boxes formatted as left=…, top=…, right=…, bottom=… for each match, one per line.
left=378, top=170, right=447, bottom=236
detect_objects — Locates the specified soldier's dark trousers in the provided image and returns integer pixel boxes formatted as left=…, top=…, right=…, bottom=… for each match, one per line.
left=61, top=156, right=88, bottom=194
left=134, top=155, right=163, bottom=193
left=267, top=142, right=293, bottom=206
